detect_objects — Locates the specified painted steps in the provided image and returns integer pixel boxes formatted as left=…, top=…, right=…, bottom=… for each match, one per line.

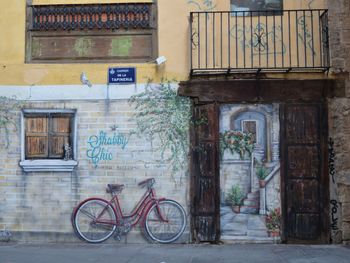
left=241, top=190, right=260, bottom=214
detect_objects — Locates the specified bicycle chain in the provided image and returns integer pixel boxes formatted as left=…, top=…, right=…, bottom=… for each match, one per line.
left=113, top=221, right=131, bottom=241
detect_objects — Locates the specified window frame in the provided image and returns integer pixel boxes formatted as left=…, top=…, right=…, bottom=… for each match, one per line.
left=230, top=0, right=283, bottom=15
left=20, top=109, right=78, bottom=172
left=241, top=119, right=258, bottom=144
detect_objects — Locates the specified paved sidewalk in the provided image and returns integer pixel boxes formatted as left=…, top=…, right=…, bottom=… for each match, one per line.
left=0, top=243, right=350, bottom=263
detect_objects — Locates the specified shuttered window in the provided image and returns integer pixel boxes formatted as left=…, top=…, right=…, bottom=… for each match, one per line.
left=25, top=113, right=74, bottom=159
left=242, top=120, right=257, bottom=143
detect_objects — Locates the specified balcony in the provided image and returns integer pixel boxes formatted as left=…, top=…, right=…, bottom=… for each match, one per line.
left=190, top=9, right=329, bottom=75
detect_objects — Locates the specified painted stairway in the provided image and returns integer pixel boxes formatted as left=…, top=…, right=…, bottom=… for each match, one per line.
left=240, top=191, right=260, bottom=214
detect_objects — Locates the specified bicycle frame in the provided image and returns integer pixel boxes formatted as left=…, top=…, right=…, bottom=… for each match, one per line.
left=90, top=186, right=167, bottom=228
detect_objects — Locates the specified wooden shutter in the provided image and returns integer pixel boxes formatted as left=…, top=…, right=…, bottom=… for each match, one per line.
left=191, top=103, right=220, bottom=242
left=25, top=113, right=73, bottom=159
left=49, top=115, right=71, bottom=158
left=280, top=103, right=329, bottom=243
left=25, top=116, right=49, bottom=158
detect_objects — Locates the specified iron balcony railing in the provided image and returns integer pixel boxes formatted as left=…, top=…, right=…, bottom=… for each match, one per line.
left=190, top=9, right=329, bottom=75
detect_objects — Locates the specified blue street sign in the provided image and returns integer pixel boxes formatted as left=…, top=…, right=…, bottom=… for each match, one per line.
left=108, top=67, right=136, bottom=84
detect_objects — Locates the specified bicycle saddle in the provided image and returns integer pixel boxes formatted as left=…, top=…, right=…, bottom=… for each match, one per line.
left=106, top=184, right=124, bottom=194
left=138, top=178, right=155, bottom=188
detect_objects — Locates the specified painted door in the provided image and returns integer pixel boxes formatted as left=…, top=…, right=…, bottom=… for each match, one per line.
left=280, top=104, right=329, bottom=243
left=190, top=103, right=220, bottom=242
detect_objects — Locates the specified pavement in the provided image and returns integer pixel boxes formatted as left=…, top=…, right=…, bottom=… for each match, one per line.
left=0, top=243, right=350, bottom=263
left=221, top=206, right=273, bottom=242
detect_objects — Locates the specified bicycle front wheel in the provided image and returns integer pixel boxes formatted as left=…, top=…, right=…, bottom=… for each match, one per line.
left=144, top=199, right=186, bottom=243
left=73, top=199, right=117, bottom=243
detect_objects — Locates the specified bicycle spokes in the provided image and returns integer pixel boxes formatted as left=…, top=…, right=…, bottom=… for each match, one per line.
left=144, top=200, right=186, bottom=243
left=74, top=199, right=117, bottom=243
left=72, top=179, right=186, bottom=244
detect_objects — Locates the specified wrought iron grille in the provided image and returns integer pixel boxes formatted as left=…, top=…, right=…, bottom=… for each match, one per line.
left=29, top=4, right=152, bottom=31
left=190, top=10, right=330, bottom=75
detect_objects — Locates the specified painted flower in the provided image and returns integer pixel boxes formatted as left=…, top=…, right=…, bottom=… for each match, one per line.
left=219, top=130, right=254, bottom=159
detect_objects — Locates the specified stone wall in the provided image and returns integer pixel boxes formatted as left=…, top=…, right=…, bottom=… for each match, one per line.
left=0, top=99, right=190, bottom=243
left=265, top=171, right=280, bottom=212
left=328, top=99, right=350, bottom=244
left=220, top=160, right=251, bottom=200
left=328, top=0, right=350, bottom=94
left=328, top=0, right=350, bottom=244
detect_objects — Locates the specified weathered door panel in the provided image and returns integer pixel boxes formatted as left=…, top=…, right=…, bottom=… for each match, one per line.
left=191, top=103, right=220, bottom=242
left=281, top=103, right=329, bottom=243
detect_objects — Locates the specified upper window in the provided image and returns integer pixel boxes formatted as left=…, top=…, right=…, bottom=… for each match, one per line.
left=20, top=109, right=78, bottom=172
left=230, top=0, right=283, bottom=12
left=26, top=3, right=157, bottom=63
left=242, top=120, right=257, bottom=144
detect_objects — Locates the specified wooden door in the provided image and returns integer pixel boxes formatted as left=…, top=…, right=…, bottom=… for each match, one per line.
left=280, top=103, right=329, bottom=243
left=190, top=103, right=220, bottom=242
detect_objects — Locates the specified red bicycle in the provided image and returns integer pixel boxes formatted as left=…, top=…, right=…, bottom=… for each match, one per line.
left=72, top=178, right=186, bottom=243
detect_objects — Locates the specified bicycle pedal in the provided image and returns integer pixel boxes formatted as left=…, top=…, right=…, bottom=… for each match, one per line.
left=114, top=234, right=121, bottom=241
left=123, top=224, right=131, bottom=234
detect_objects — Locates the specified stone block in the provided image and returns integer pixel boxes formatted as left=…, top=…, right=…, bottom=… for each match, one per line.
left=338, top=184, right=350, bottom=203
left=342, top=221, right=350, bottom=240
left=337, top=171, right=350, bottom=185
left=343, top=202, right=350, bottom=221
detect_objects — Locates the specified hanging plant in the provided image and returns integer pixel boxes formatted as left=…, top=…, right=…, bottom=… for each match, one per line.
left=129, top=79, right=192, bottom=179
left=0, top=96, right=23, bottom=148
left=219, top=130, right=254, bottom=159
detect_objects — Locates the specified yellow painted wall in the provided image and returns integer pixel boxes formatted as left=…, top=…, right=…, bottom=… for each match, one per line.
left=0, top=0, right=327, bottom=86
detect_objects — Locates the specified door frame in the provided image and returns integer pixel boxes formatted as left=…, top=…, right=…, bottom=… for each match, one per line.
left=180, top=79, right=333, bottom=243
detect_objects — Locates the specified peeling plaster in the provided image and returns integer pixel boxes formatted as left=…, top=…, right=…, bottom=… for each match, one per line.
left=23, top=68, right=49, bottom=85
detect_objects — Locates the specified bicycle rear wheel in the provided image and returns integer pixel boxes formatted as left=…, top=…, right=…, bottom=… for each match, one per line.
left=73, top=199, right=117, bottom=243
left=144, top=199, right=186, bottom=243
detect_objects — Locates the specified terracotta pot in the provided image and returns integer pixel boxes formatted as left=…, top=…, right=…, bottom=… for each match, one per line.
left=231, top=205, right=240, bottom=213
left=259, top=180, right=266, bottom=188
left=268, top=230, right=280, bottom=237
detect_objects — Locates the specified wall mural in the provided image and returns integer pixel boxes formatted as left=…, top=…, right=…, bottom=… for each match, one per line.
left=0, top=96, right=23, bottom=148
left=220, top=104, right=281, bottom=241
left=85, top=81, right=191, bottom=185
left=307, top=0, right=316, bottom=8
left=187, top=0, right=217, bottom=11
left=129, top=80, right=192, bottom=182
left=86, top=130, right=129, bottom=167
left=230, top=22, right=286, bottom=56
left=230, top=16, right=316, bottom=57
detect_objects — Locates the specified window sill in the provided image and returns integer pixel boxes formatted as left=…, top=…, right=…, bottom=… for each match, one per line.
left=19, top=160, right=78, bottom=172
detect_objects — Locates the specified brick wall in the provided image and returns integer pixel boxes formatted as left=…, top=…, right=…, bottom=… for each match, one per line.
left=0, top=99, right=190, bottom=243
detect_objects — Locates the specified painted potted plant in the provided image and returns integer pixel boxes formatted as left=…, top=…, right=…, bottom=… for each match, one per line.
left=227, top=185, right=244, bottom=213
left=266, top=207, right=281, bottom=237
left=256, top=165, right=268, bottom=188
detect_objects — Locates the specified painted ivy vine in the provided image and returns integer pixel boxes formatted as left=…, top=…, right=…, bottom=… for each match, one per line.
left=0, top=96, right=23, bottom=148
left=129, top=80, right=192, bottom=179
